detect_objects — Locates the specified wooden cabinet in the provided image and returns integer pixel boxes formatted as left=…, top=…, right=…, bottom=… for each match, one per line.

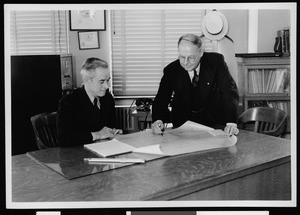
left=236, top=54, right=290, bottom=133
left=60, top=54, right=74, bottom=92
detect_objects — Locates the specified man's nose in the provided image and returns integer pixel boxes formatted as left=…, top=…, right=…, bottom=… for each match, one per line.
left=103, top=81, right=109, bottom=89
left=183, top=57, right=188, bottom=65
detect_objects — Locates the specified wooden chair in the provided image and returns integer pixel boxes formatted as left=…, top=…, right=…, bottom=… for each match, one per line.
left=238, top=107, right=287, bottom=137
left=31, top=111, right=59, bottom=149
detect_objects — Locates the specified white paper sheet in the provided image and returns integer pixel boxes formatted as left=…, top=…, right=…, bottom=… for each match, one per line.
left=132, top=121, right=238, bottom=156
left=84, top=139, right=136, bottom=157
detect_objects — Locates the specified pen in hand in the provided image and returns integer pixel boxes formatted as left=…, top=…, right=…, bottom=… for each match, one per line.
left=110, top=129, right=122, bottom=139
left=158, top=124, right=164, bottom=136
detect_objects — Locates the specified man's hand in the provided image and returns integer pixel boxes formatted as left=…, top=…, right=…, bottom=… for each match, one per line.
left=151, top=120, right=164, bottom=135
left=92, top=127, right=122, bottom=141
left=111, top=128, right=123, bottom=137
left=224, top=123, right=239, bottom=136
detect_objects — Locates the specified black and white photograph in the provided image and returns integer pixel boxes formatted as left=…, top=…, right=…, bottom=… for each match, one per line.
left=3, top=2, right=296, bottom=214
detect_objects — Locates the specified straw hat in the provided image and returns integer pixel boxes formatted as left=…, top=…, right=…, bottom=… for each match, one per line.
left=202, top=10, right=229, bottom=41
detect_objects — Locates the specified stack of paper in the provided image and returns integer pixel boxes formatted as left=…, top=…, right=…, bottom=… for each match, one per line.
left=84, top=139, right=136, bottom=157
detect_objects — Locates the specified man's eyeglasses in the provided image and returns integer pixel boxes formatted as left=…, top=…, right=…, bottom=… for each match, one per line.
left=179, top=55, right=197, bottom=63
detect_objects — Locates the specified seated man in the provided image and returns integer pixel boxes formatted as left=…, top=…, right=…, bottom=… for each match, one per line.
left=151, top=34, right=239, bottom=136
left=57, top=57, right=121, bottom=147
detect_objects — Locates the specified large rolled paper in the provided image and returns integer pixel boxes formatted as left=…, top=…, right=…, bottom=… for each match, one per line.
left=133, top=121, right=237, bottom=156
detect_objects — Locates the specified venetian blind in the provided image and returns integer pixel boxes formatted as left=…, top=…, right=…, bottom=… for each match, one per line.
left=111, top=10, right=206, bottom=96
left=10, top=10, right=69, bottom=55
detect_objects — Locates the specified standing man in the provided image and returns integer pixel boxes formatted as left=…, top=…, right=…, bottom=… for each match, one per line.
left=152, top=34, right=239, bottom=136
left=57, top=57, right=122, bottom=147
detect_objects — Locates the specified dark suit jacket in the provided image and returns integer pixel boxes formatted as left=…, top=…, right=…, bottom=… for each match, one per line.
left=152, top=52, right=239, bottom=128
left=57, top=86, right=116, bottom=147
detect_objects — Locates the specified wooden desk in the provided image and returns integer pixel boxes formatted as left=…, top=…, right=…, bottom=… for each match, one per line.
left=11, top=130, right=291, bottom=201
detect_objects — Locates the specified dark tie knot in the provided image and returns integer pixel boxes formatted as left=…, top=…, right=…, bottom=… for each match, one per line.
left=94, top=97, right=100, bottom=109
left=192, top=70, right=199, bottom=86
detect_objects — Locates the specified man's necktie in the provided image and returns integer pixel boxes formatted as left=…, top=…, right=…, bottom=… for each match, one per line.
left=93, top=97, right=100, bottom=109
left=192, top=69, right=199, bottom=86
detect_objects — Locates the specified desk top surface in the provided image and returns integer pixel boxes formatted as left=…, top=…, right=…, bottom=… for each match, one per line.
left=11, top=129, right=290, bottom=202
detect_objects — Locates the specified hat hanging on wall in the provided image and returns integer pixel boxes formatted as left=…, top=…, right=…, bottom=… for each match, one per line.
left=201, top=10, right=232, bottom=42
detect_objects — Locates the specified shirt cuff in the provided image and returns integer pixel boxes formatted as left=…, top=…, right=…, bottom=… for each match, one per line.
left=91, top=132, right=97, bottom=141
left=226, top=123, right=237, bottom=127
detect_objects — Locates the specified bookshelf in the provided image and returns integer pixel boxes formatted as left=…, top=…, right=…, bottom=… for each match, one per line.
left=236, top=54, right=290, bottom=134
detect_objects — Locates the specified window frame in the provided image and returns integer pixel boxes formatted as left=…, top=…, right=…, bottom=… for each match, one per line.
left=111, top=9, right=206, bottom=97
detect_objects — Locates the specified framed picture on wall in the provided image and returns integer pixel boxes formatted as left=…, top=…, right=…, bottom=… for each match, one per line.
left=70, top=10, right=106, bottom=31
left=78, top=31, right=100, bottom=50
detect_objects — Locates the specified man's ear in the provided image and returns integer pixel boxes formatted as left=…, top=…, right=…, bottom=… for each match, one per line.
left=83, top=76, right=91, bottom=83
left=199, top=48, right=204, bottom=57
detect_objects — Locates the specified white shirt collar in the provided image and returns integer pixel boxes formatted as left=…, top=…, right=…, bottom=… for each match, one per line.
left=84, top=84, right=97, bottom=104
left=188, top=63, right=200, bottom=80
left=194, top=63, right=200, bottom=74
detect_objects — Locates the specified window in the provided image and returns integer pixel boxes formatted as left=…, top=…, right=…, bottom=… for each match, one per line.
left=10, top=10, right=69, bottom=55
left=111, top=10, right=207, bottom=96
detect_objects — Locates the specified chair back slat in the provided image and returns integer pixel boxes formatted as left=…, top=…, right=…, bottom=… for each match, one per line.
left=263, top=122, right=269, bottom=131
left=271, top=123, right=277, bottom=130
left=253, top=121, right=260, bottom=133
left=258, top=121, right=264, bottom=133
left=31, top=112, right=58, bottom=149
left=43, top=126, right=53, bottom=147
left=49, top=124, right=58, bottom=146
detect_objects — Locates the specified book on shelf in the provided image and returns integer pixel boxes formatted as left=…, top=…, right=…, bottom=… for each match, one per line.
left=257, top=69, right=263, bottom=93
left=267, top=101, right=290, bottom=113
left=283, top=28, right=290, bottom=56
left=276, top=28, right=290, bottom=56
left=248, top=68, right=290, bottom=94
left=248, top=70, right=254, bottom=93
left=264, top=69, right=272, bottom=93
left=274, top=69, right=286, bottom=93
left=268, top=70, right=277, bottom=93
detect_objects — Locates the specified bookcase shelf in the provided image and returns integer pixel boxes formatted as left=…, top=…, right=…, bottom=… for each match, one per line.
left=244, top=93, right=290, bottom=100
left=236, top=54, right=290, bottom=134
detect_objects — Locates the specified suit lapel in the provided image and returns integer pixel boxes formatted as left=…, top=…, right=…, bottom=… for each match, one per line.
left=199, top=54, right=214, bottom=99
left=175, top=64, right=192, bottom=108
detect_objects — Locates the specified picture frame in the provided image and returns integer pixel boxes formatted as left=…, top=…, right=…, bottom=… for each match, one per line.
left=78, top=31, right=100, bottom=50
left=69, top=10, right=106, bottom=31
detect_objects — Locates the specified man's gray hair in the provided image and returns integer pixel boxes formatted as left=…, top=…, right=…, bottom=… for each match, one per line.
left=80, top=57, right=108, bottom=80
left=178, top=34, right=202, bottom=49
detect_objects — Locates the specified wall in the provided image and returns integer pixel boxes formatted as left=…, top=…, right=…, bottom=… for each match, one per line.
left=221, top=9, right=290, bottom=53
left=68, top=9, right=290, bottom=90
left=69, top=12, right=111, bottom=87
left=257, top=9, right=290, bottom=52
left=219, top=9, right=248, bottom=89
left=221, top=9, right=248, bottom=54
